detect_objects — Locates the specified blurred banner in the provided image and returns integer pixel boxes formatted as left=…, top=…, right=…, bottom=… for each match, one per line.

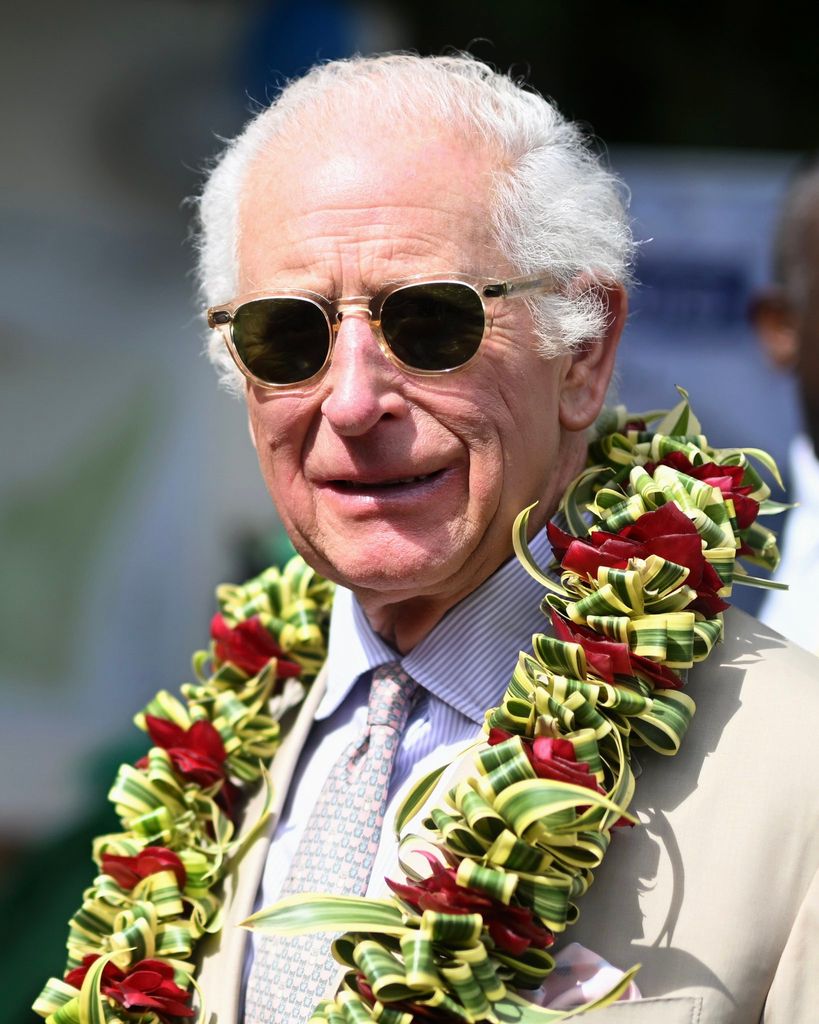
left=612, top=147, right=801, bottom=608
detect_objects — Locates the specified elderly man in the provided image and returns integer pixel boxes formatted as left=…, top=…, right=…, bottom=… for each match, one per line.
left=193, top=56, right=819, bottom=1024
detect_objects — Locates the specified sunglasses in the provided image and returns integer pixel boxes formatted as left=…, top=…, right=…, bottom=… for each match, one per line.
left=207, top=271, right=559, bottom=389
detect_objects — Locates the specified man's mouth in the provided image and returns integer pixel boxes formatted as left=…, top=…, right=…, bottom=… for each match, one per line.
left=327, top=470, right=444, bottom=491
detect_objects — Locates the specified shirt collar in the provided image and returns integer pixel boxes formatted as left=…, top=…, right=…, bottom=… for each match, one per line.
left=318, top=526, right=554, bottom=723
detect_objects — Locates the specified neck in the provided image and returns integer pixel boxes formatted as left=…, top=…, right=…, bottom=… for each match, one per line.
left=357, top=583, right=483, bottom=654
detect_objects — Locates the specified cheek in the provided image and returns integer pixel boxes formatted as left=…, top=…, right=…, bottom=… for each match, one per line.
left=491, top=379, right=566, bottom=515
left=442, top=393, right=516, bottom=511
left=246, top=397, right=312, bottom=492
left=496, top=364, right=561, bottom=455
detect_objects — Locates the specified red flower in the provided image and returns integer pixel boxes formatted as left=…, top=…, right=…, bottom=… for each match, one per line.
left=210, top=613, right=301, bottom=679
left=548, top=501, right=728, bottom=617
left=551, top=612, right=683, bottom=691
left=138, top=716, right=227, bottom=789
left=488, top=727, right=601, bottom=792
left=136, top=715, right=242, bottom=818
left=547, top=520, right=635, bottom=575
left=101, top=846, right=186, bottom=891
left=65, top=955, right=194, bottom=1021
left=387, top=852, right=553, bottom=956
left=620, top=503, right=728, bottom=615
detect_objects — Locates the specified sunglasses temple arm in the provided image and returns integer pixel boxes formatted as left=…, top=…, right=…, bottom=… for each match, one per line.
left=487, top=271, right=561, bottom=300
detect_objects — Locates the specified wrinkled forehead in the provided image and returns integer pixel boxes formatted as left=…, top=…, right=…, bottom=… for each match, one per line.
left=236, top=113, right=509, bottom=289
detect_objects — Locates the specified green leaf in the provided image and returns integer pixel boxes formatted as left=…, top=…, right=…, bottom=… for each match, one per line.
left=758, top=498, right=796, bottom=515
left=654, top=386, right=701, bottom=437
left=512, top=505, right=566, bottom=594
left=494, top=963, right=641, bottom=1020
left=731, top=567, right=790, bottom=591
left=242, top=895, right=407, bottom=937
left=188, top=971, right=207, bottom=1024
left=561, top=465, right=608, bottom=536
left=393, top=760, right=451, bottom=837
left=78, top=951, right=121, bottom=1024
left=230, top=764, right=275, bottom=860
left=721, top=445, right=785, bottom=490
left=495, top=778, right=633, bottom=837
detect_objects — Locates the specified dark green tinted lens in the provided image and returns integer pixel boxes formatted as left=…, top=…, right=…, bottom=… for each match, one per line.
left=232, top=298, right=329, bottom=385
left=381, top=283, right=485, bottom=371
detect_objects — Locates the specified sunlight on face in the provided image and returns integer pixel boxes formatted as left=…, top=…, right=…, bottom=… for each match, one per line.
left=237, top=127, right=582, bottom=610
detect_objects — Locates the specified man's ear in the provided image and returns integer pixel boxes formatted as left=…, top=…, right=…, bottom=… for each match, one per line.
left=749, top=288, right=799, bottom=371
left=559, top=280, right=627, bottom=432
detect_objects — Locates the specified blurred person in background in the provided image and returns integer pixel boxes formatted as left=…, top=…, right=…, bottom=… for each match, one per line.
left=751, top=157, right=819, bottom=652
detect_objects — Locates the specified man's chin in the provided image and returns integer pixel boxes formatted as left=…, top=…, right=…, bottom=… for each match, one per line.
left=325, top=555, right=456, bottom=598
left=296, top=535, right=470, bottom=602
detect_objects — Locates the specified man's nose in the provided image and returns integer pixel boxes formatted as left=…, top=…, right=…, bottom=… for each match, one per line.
left=319, top=312, right=408, bottom=435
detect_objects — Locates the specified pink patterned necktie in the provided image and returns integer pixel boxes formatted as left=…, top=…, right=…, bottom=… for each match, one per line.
left=244, top=662, right=418, bottom=1024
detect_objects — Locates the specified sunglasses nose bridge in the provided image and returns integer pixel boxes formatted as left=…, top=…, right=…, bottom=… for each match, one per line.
left=331, top=296, right=374, bottom=325
left=329, top=297, right=390, bottom=367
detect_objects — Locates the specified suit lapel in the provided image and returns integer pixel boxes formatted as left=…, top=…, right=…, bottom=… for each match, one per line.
left=564, top=996, right=702, bottom=1021
left=196, top=665, right=329, bottom=1024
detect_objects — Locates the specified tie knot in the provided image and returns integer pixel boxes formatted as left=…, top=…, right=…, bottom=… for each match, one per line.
left=367, top=661, right=417, bottom=731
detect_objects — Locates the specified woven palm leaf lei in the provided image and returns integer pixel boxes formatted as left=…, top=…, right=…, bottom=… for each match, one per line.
left=33, top=559, right=334, bottom=1024
left=33, top=388, right=783, bottom=1024
left=245, top=389, right=784, bottom=1024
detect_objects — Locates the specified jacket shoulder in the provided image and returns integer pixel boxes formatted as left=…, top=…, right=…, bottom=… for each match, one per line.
left=715, top=606, right=819, bottom=694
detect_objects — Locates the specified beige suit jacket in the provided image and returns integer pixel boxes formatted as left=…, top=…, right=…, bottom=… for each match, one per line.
left=197, top=609, right=819, bottom=1024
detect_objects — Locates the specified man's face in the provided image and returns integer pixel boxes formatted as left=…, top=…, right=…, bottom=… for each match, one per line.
left=235, top=128, right=597, bottom=609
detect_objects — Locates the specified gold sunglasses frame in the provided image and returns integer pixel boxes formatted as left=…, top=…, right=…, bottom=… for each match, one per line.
left=207, top=270, right=560, bottom=390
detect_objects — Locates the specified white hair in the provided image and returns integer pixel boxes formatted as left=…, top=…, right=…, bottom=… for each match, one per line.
left=196, top=53, right=634, bottom=394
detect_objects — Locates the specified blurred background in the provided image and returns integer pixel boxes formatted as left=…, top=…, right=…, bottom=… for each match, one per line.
left=3, top=1, right=817, bottom=1017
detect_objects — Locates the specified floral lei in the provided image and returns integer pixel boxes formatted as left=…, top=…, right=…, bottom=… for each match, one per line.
left=33, top=388, right=785, bottom=1024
